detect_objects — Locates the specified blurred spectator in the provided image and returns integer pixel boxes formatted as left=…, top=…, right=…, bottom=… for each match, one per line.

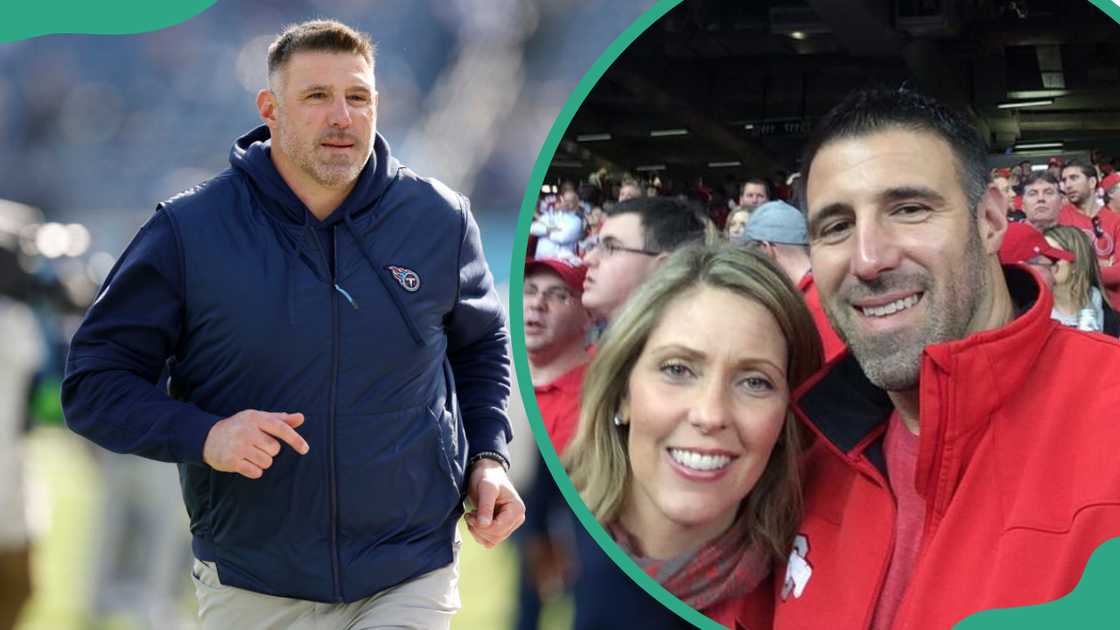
left=1022, top=171, right=1063, bottom=230
left=516, top=259, right=590, bottom=630
left=1060, top=160, right=1099, bottom=214
left=618, top=180, right=643, bottom=202
left=581, top=197, right=710, bottom=324
left=998, top=222, right=1071, bottom=290
left=0, top=293, right=46, bottom=630
left=1043, top=226, right=1120, bottom=335
left=578, top=206, right=605, bottom=265
left=577, top=183, right=602, bottom=210
left=772, top=171, right=792, bottom=202
left=514, top=456, right=575, bottom=630
left=737, top=200, right=845, bottom=363
left=724, top=208, right=750, bottom=241
left=990, top=171, right=1025, bottom=223
left=88, top=452, right=193, bottom=629
left=1047, top=156, right=1064, bottom=180
left=1059, top=160, right=1120, bottom=307
left=1103, top=172, right=1120, bottom=214
left=737, top=178, right=770, bottom=212
left=1099, top=160, right=1115, bottom=179
left=524, top=259, right=592, bottom=453
left=703, top=186, right=729, bottom=230
left=531, top=190, right=585, bottom=263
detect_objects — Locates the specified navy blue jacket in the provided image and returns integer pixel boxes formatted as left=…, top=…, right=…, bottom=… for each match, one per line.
left=62, top=126, right=512, bottom=602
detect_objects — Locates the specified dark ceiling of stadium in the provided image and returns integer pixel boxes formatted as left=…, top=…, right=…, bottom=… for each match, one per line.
left=550, top=0, right=1120, bottom=184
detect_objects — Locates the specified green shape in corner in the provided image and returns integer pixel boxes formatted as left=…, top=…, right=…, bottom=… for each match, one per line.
left=956, top=536, right=1120, bottom=629
left=1, top=0, right=217, bottom=43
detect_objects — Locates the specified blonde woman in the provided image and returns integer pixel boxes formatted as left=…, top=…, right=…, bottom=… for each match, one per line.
left=725, top=208, right=751, bottom=241
left=1043, top=226, right=1120, bottom=335
left=566, top=244, right=822, bottom=628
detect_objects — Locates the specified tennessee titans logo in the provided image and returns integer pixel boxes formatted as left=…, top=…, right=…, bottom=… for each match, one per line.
left=782, top=534, right=812, bottom=601
left=386, top=265, right=421, bottom=292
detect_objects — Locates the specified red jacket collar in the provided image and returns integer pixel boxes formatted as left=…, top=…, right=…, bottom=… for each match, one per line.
left=919, top=264, right=1055, bottom=436
left=794, top=265, right=1058, bottom=481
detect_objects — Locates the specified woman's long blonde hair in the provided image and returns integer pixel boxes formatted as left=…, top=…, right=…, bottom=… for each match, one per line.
left=1044, top=225, right=1105, bottom=310
left=564, top=243, right=823, bottom=561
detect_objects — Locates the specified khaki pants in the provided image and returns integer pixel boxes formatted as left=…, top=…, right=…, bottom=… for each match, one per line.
left=191, top=541, right=461, bottom=630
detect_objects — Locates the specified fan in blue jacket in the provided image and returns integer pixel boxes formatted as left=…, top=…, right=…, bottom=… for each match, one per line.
left=61, top=19, right=524, bottom=627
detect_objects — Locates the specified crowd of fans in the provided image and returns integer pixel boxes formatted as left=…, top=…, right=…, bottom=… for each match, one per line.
left=519, top=149, right=1120, bottom=627
left=531, top=152, right=1120, bottom=336
left=530, top=171, right=797, bottom=266
left=991, top=155, right=1120, bottom=331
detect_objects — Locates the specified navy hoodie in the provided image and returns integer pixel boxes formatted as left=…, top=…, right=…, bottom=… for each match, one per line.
left=62, top=125, right=512, bottom=602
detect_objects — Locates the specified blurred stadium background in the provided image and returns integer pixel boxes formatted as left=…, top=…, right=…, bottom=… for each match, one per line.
left=0, top=1, right=652, bottom=628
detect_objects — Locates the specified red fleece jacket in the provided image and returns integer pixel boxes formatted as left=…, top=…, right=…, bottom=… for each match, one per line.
left=773, top=265, right=1120, bottom=629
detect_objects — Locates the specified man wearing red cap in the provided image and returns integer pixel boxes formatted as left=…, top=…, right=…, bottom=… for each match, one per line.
left=1058, top=159, right=1120, bottom=306
left=997, top=222, right=1075, bottom=290
left=523, top=259, right=592, bottom=454
left=1102, top=172, right=1120, bottom=215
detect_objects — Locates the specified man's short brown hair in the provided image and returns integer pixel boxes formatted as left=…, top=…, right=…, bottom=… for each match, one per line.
left=1023, top=170, right=1059, bottom=189
left=741, top=177, right=770, bottom=197
left=1061, top=159, right=1097, bottom=183
left=267, top=20, right=375, bottom=80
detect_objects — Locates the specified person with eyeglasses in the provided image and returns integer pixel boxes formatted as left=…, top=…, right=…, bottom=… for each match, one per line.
left=524, top=259, right=592, bottom=454
left=1059, top=159, right=1120, bottom=307
left=523, top=255, right=696, bottom=630
left=580, top=196, right=713, bottom=325
left=516, top=258, right=591, bottom=630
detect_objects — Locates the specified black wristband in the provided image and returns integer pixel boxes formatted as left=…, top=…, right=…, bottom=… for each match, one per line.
left=468, top=450, right=510, bottom=471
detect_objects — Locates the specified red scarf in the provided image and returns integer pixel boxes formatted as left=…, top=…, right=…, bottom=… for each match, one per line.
left=609, top=520, right=769, bottom=613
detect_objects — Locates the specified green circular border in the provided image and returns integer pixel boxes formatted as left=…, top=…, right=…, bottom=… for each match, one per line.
left=509, top=1, right=728, bottom=628
left=0, top=0, right=217, bottom=42
left=509, top=1, right=1120, bottom=628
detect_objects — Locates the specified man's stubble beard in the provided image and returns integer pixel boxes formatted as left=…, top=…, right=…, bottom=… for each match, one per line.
left=824, top=227, right=989, bottom=392
left=274, top=115, right=368, bottom=189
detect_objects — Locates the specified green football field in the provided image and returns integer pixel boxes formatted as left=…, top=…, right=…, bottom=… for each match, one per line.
left=15, top=428, right=572, bottom=630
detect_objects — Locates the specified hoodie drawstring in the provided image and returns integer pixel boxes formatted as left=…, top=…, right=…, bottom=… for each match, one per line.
left=341, top=212, right=425, bottom=347
left=334, top=283, right=358, bottom=309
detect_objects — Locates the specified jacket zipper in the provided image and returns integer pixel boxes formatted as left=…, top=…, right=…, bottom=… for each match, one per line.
left=857, top=460, right=897, bottom=629
left=328, top=227, right=343, bottom=601
left=892, top=364, right=951, bottom=625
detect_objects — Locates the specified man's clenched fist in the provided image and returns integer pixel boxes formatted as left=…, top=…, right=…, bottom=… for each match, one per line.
left=202, top=410, right=309, bottom=479
left=463, top=459, right=525, bottom=548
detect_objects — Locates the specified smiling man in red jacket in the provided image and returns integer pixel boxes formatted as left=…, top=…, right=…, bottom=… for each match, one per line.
left=773, top=87, right=1120, bottom=629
